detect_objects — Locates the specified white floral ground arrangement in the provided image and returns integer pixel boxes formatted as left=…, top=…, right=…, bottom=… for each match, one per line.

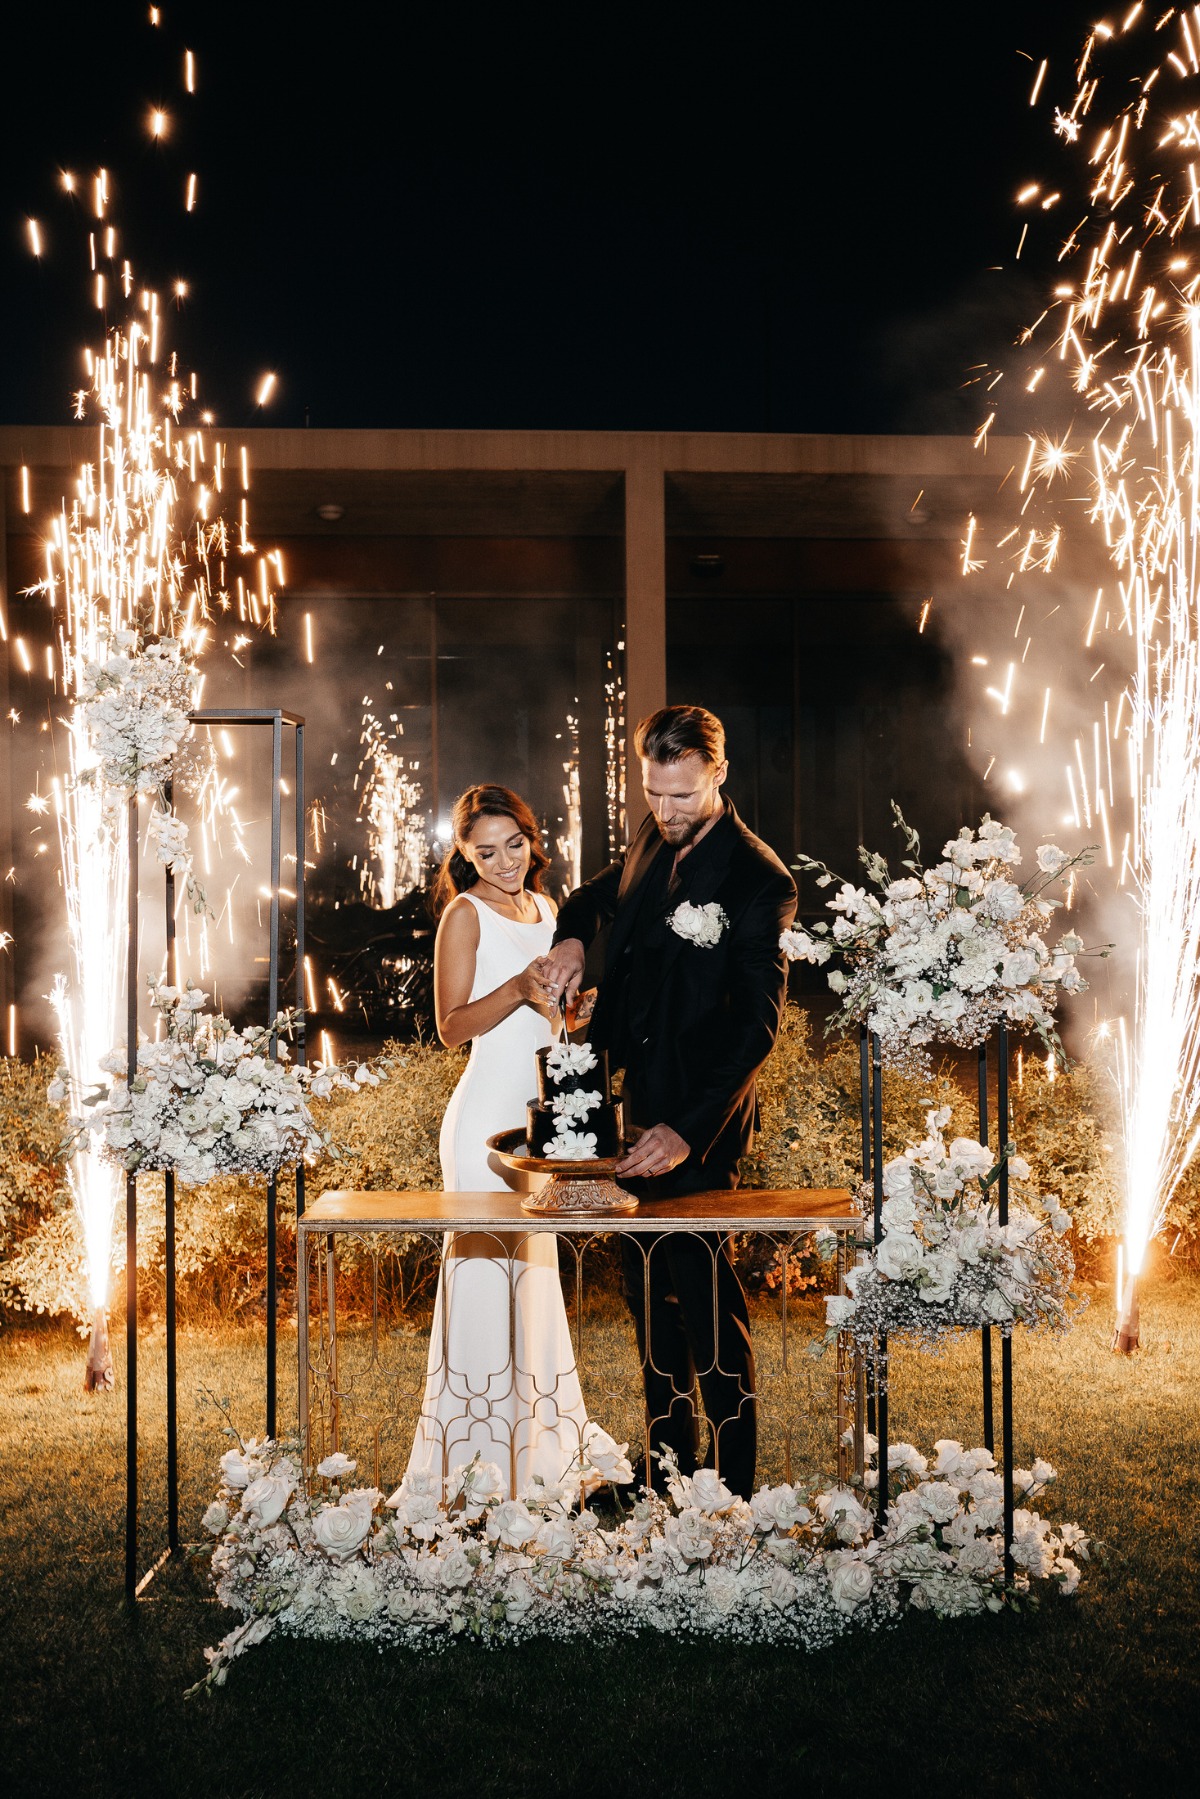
left=54, top=978, right=386, bottom=1184
left=780, top=808, right=1093, bottom=1074
left=190, top=1422, right=1090, bottom=1692
left=818, top=1109, right=1079, bottom=1354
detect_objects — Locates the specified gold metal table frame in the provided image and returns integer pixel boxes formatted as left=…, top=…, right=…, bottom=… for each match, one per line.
left=297, top=1187, right=864, bottom=1494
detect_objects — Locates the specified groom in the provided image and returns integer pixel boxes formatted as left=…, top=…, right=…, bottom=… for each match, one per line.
left=543, top=704, right=797, bottom=1498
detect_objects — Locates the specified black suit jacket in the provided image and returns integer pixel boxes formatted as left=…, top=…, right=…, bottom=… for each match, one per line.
left=553, top=800, right=798, bottom=1175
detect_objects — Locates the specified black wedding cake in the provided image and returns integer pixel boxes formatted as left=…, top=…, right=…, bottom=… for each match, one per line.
left=526, top=1040, right=624, bottom=1160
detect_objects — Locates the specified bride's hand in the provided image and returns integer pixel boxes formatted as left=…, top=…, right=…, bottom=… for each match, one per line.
left=513, top=957, right=556, bottom=1008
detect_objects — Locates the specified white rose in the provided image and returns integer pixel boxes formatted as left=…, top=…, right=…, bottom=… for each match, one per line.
left=533, top=1518, right=575, bottom=1560
left=955, top=1538, right=1001, bottom=1576
left=817, top=1487, right=872, bottom=1544
left=704, top=1567, right=744, bottom=1615
left=947, top=1137, right=993, bottom=1178
left=438, top=1546, right=475, bottom=1589
left=916, top=1480, right=963, bottom=1525
left=918, top=1250, right=959, bottom=1305
left=503, top=1575, right=536, bottom=1622
left=581, top=1424, right=634, bottom=1486
left=317, top=1451, right=357, bottom=1481
left=664, top=1508, right=715, bottom=1564
left=874, top=1230, right=924, bottom=1283
left=824, top=1293, right=856, bottom=1330
left=241, top=1473, right=294, bottom=1529
left=1036, top=844, right=1069, bottom=875
left=332, top=1564, right=380, bottom=1621
left=487, top=1500, right=537, bottom=1549
left=686, top=1468, right=736, bottom=1513
left=828, top=1556, right=874, bottom=1613
left=450, top=1459, right=505, bottom=1507
left=219, top=1445, right=263, bottom=1490
left=768, top=1563, right=799, bottom=1609
left=313, top=1500, right=373, bottom=1562
left=751, top=1484, right=811, bottom=1534
left=202, top=1501, right=229, bottom=1536
left=880, top=1192, right=919, bottom=1231
left=887, top=1442, right=928, bottom=1478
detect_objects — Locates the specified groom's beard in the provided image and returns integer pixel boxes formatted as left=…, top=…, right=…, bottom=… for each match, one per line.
left=654, top=800, right=721, bottom=849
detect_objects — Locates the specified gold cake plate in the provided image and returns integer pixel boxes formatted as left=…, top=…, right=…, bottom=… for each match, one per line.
left=487, top=1128, right=640, bottom=1215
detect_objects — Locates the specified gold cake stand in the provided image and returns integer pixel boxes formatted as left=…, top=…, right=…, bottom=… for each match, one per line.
left=487, top=1128, right=640, bottom=1215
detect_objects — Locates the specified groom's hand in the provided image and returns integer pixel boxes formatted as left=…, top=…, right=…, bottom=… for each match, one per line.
left=616, top=1123, right=689, bottom=1181
left=543, top=938, right=586, bottom=1006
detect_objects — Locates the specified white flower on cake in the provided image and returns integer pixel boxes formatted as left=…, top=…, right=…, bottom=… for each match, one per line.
left=668, top=900, right=729, bottom=947
left=550, top=1088, right=601, bottom=1121
left=544, top=1127, right=599, bottom=1160
left=544, top=1041, right=598, bottom=1081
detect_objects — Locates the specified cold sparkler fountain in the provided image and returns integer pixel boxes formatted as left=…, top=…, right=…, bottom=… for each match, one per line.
left=969, top=6, right=1200, bottom=1350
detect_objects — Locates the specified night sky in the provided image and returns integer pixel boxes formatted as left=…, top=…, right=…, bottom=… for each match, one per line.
left=2, top=0, right=1102, bottom=437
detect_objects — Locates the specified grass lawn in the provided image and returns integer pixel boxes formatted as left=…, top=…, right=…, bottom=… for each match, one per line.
left=2, top=1276, right=1198, bottom=1799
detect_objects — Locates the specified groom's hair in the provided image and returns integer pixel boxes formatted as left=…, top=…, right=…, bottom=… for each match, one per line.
left=634, top=705, right=725, bottom=768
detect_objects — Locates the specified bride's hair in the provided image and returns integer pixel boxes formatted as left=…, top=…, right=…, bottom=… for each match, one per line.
left=430, top=784, right=550, bottom=919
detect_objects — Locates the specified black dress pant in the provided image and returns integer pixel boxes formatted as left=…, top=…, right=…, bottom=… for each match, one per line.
left=619, top=1163, right=757, bottom=1499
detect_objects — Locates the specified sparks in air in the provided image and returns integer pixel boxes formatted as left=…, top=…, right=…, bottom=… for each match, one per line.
left=966, top=3, right=1200, bottom=1351
left=15, top=12, right=281, bottom=1381
left=356, top=712, right=427, bottom=909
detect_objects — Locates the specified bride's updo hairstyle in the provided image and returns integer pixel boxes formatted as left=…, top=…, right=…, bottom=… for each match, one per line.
left=430, top=784, right=550, bottom=919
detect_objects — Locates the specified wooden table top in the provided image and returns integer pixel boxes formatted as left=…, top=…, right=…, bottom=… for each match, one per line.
left=298, top=1188, right=860, bottom=1234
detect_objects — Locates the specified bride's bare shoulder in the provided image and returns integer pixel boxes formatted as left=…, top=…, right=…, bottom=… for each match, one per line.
left=436, top=892, right=482, bottom=944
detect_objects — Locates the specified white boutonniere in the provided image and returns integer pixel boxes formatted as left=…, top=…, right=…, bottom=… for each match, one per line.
left=668, top=900, right=729, bottom=948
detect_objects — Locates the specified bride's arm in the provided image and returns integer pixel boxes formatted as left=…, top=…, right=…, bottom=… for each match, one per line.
left=434, top=898, right=553, bottom=1049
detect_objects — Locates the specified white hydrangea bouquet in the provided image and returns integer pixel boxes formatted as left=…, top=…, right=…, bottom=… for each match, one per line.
left=819, top=1108, right=1077, bottom=1355
left=76, top=626, right=210, bottom=913
left=78, top=629, right=198, bottom=794
left=190, top=1416, right=1087, bottom=1693
left=781, top=807, right=1091, bottom=1073
left=65, top=978, right=384, bottom=1184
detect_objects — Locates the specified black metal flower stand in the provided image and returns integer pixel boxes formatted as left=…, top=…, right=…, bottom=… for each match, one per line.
left=859, top=1023, right=1015, bottom=1581
left=124, top=708, right=306, bottom=1602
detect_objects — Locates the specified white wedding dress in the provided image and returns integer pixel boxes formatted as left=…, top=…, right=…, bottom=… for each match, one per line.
left=405, top=890, right=592, bottom=1497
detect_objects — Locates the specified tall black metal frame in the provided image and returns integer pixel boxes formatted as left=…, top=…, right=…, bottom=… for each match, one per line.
left=124, top=708, right=306, bottom=1602
left=858, top=1022, right=1015, bottom=1580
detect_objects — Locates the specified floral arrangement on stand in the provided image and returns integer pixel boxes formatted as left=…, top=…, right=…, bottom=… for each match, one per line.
left=781, top=808, right=1093, bottom=1074
left=78, top=631, right=197, bottom=793
left=190, top=1423, right=1089, bottom=1692
left=816, top=1108, right=1079, bottom=1355
left=79, top=627, right=209, bottom=913
left=53, top=978, right=386, bottom=1186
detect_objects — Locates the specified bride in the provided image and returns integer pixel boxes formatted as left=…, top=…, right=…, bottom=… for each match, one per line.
left=404, top=783, right=598, bottom=1498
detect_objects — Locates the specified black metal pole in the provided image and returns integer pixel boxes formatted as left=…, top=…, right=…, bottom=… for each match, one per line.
left=997, top=1020, right=1014, bottom=1583
left=164, top=779, right=179, bottom=1554
left=266, top=716, right=282, bottom=1441
left=978, top=1041, right=994, bottom=1454
left=859, top=1028, right=876, bottom=1436
left=295, top=723, right=306, bottom=1223
left=124, top=795, right=139, bottom=1603
left=871, top=1032, right=888, bottom=1530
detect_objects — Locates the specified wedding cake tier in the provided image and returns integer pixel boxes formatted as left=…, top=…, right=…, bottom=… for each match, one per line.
left=526, top=1040, right=624, bottom=1160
